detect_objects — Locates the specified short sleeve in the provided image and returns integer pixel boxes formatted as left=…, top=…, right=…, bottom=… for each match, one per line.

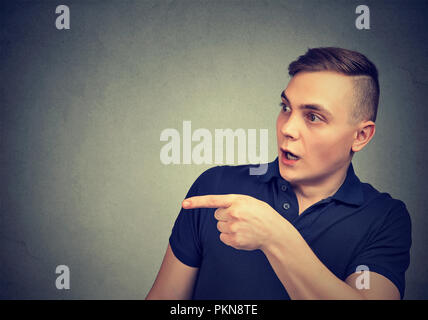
left=169, top=166, right=223, bottom=268
left=345, top=200, right=412, bottom=299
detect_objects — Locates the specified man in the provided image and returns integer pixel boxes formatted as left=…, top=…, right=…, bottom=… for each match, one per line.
left=146, top=47, right=412, bottom=300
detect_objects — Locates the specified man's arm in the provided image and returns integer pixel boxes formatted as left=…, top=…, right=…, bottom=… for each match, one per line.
left=145, top=244, right=199, bottom=300
left=345, top=270, right=400, bottom=299
left=182, top=194, right=401, bottom=300
left=262, top=218, right=400, bottom=300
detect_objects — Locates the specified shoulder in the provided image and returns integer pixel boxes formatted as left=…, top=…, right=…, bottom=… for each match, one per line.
left=361, top=182, right=410, bottom=213
left=359, top=182, right=412, bottom=233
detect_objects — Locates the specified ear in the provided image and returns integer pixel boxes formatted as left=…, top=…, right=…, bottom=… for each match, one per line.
left=351, top=121, right=376, bottom=153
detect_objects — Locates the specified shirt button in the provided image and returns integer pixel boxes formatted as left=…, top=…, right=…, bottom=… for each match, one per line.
left=283, top=202, right=290, bottom=210
left=281, top=185, right=287, bottom=192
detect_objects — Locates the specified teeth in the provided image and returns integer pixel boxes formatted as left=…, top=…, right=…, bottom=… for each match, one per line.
left=286, top=152, right=299, bottom=160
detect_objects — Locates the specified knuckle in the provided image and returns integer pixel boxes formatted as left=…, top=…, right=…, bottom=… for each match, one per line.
left=232, top=234, right=242, bottom=247
left=216, top=221, right=223, bottom=232
left=228, top=208, right=235, bottom=218
left=228, top=207, right=239, bottom=219
left=220, top=232, right=228, bottom=244
left=235, top=194, right=244, bottom=201
left=214, top=208, right=221, bottom=219
left=219, top=232, right=225, bottom=242
left=230, top=209, right=240, bottom=220
left=235, top=194, right=247, bottom=203
left=229, top=222, right=238, bottom=233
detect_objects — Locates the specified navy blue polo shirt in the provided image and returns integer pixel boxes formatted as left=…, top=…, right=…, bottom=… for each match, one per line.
left=169, top=157, right=412, bottom=299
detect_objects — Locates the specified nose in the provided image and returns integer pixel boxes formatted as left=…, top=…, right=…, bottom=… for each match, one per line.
left=279, top=113, right=300, bottom=140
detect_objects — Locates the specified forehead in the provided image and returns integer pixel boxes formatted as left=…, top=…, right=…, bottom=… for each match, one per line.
left=284, top=71, right=355, bottom=113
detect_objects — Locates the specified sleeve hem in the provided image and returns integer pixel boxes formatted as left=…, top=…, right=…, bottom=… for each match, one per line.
left=345, top=263, right=405, bottom=299
left=169, top=236, right=201, bottom=268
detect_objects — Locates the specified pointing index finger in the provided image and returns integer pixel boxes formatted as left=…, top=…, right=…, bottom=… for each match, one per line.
left=182, top=195, right=234, bottom=209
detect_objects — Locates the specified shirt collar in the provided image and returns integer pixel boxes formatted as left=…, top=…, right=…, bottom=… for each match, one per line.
left=257, top=157, right=281, bottom=183
left=258, top=157, right=364, bottom=206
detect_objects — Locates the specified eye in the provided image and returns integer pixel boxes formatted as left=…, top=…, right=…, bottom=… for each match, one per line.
left=307, top=113, right=322, bottom=122
left=279, top=102, right=290, bottom=113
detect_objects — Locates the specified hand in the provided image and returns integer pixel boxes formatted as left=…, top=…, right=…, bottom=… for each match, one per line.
left=182, top=194, right=286, bottom=251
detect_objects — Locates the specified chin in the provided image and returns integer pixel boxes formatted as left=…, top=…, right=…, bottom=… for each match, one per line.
left=279, top=166, right=293, bottom=180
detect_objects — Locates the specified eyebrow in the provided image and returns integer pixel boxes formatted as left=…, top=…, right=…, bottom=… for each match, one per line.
left=281, top=91, right=333, bottom=119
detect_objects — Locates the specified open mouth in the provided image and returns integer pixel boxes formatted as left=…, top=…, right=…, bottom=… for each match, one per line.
left=282, top=149, right=300, bottom=161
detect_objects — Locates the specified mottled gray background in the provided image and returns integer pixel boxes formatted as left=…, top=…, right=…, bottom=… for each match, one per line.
left=1, top=0, right=427, bottom=299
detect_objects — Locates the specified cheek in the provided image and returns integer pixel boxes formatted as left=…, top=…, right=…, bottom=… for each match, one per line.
left=310, top=134, right=350, bottom=162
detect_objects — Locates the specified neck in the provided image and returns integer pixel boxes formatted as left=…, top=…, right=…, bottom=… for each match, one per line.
left=291, top=162, right=350, bottom=204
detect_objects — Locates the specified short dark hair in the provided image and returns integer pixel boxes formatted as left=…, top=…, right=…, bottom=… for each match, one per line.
left=288, top=47, right=379, bottom=124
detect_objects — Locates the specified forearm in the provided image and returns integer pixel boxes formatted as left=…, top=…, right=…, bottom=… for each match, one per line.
left=262, top=219, right=365, bottom=300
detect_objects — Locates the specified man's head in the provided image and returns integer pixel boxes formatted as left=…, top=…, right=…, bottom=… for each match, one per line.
left=276, top=47, right=378, bottom=186
left=288, top=47, right=379, bottom=125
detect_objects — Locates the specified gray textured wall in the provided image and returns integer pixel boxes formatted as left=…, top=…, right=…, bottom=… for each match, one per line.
left=1, top=0, right=427, bottom=299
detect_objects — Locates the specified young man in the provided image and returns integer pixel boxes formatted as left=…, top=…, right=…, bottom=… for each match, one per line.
left=146, top=47, right=412, bottom=300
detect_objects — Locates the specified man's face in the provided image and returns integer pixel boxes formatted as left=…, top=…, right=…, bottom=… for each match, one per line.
left=276, top=71, right=360, bottom=185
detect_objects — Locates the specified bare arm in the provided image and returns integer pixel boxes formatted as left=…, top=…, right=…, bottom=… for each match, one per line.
left=145, top=244, right=199, bottom=300
left=345, top=271, right=400, bottom=300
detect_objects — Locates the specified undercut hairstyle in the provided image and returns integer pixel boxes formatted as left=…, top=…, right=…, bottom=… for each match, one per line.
left=288, top=47, right=380, bottom=124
